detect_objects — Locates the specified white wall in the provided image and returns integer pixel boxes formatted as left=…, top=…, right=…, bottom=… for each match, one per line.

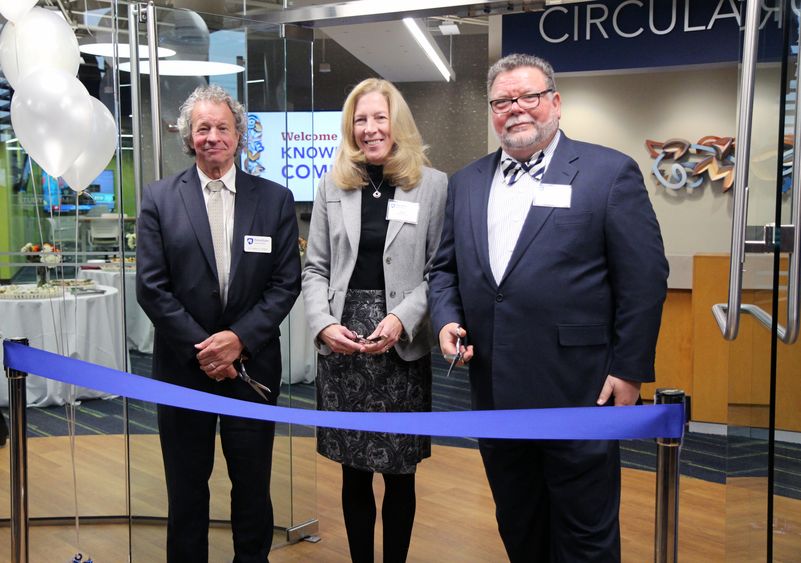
left=557, top=67, right=739, bottom=256
left=486, top=63, right=788, bottom=260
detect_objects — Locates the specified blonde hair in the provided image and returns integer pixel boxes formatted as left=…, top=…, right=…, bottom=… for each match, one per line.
left=332, top=78, right=429, bottom=191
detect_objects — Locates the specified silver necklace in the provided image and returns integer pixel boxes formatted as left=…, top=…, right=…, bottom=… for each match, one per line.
left=369, top=176, right=385, bottom=199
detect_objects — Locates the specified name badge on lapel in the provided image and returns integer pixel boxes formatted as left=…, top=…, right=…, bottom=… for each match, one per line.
left=532, top=183, right=572, bottom=209
left=244, top=235, right=272, bottom=253
left=386, top=199, right=419, bottom=224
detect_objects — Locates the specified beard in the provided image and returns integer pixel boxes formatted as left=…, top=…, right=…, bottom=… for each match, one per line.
left=499, top=111, right=559, bottom=153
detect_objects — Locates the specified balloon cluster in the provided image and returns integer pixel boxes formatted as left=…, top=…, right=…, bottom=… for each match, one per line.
left=0, top=2, right=118, bottom=192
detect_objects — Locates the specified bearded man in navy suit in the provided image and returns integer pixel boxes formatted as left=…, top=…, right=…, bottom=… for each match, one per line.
left=429, top=54, right=669, bottom=562
left=137, top=84, right=301, bottom=562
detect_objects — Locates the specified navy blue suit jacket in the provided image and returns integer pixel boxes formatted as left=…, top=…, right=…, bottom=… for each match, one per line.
left=429, top=133, right=669, bottom=410
left=136, top=166, right=301, bottom=397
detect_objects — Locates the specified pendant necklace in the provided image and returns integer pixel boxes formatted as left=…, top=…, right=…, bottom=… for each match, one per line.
left=369, top=176, right=385, bottom=199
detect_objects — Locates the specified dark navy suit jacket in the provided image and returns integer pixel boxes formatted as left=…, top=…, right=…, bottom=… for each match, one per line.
left=136, top=165, right=301, bottom=396
left=429, top=133, right=669, bottom=410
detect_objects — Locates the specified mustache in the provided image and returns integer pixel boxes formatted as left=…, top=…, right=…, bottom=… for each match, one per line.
left=504, top=116, right=536, bottom=130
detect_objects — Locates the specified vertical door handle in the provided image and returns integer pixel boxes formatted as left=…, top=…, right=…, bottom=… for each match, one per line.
left=711, top=0, right=761, bottom=340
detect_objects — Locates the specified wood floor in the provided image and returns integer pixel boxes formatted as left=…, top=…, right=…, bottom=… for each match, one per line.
left=0, top=435, right=799, bottom=562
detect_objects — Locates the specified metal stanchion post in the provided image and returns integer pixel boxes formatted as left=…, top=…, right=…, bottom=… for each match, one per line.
left=5, top=337, right=29, bottom=563
left=654, top=388, right=687, bottom=563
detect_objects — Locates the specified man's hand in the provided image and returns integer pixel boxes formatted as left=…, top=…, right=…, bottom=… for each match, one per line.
left=596, top=374, right=641, bottom=406
left=438, top=322, right=473, bottom=365
left=319, top=324, right=364, bottom=355
left=195, top=330, right=244, bottom=380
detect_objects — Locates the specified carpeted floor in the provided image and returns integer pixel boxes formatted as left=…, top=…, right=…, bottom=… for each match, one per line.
left=6, top=350, right=801, bottom=500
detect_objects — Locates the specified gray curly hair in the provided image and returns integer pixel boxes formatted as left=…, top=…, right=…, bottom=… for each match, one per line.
left=487, top=53, right=556, bottom=96
left=177, top=84, right=247, bottom=156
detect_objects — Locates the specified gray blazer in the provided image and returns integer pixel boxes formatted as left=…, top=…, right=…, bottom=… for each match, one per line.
left=302, top=166, right=448, bottom=361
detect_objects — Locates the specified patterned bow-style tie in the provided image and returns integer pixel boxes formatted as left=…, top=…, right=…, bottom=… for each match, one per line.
left=501, top=151, right=545, bottom=186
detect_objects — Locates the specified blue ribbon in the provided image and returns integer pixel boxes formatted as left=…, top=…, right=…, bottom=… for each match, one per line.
left=3, top=341, right=684, bottom=440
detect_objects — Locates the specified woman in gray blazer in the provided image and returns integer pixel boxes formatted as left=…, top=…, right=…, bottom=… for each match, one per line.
left=302, top=78, right=447, bottom=563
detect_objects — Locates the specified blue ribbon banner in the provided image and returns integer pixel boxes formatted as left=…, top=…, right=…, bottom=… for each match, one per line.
left=3, top=341, right=684, bottom=440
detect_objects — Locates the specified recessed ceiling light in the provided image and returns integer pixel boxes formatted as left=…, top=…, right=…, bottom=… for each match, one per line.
left=118, top=60, right=245, bottom=76
left=403, top=18, right=454, bottom=82
left=79, top=43, right=177, bottom=59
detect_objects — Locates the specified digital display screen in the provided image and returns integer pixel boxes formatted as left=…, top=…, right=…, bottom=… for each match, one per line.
left=43, top=169, right=115, bottom=213
left=244, top=111, right=342, bottom=202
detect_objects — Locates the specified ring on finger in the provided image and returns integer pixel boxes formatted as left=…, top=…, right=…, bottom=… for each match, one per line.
left=210, top=362, right=216, bottom=369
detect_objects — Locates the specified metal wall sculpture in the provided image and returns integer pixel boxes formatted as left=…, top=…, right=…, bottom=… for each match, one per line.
left=646, top=136, right=736, bottom=192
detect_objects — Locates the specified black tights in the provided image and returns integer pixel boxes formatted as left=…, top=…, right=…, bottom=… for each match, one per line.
left=341, top=464, right=416, bottom=563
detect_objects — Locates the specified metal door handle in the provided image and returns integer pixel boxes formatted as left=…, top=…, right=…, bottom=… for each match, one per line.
left=711, top=0, right=760, bottom=341
left=712, top=0, right=800, bottom=344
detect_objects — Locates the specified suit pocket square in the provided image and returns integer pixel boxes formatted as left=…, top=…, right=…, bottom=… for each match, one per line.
left=557, top=324, right=609, bottom=346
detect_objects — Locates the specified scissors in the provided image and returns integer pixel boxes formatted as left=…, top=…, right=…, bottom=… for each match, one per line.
left=445, top=334, right=463, bottom=378
left=235, top=359, right=271, bottom=402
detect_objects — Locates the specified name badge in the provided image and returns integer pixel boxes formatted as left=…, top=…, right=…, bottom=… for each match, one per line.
left=244, top=235, right=272, bottom=253
left=386, top=199, right=419, bottom=224
left=532, top=183, right=572, bottom=209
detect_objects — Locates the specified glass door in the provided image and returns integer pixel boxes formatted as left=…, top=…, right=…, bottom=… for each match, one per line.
left=718, top=1, right=801, bottom=560
left=120, top=3, right=317, bottom=560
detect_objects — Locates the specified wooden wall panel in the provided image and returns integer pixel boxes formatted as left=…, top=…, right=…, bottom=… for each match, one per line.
left=642, top=289, right=693, bottom=402
left=690, top=255, right=730, bottom=423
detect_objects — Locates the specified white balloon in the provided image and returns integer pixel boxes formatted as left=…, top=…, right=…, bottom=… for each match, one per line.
left=11, top=68, right=93, bottom=178
left=62, top=98, right=118, bottom=192
left=0, top=0, right=37, bottom=23
left=0, top=7, right=80, bottom=89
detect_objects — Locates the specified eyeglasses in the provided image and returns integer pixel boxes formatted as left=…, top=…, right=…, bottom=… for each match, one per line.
left=445, top=335, right=463, bottom=378
left=489, top=88, right=554, bottom=114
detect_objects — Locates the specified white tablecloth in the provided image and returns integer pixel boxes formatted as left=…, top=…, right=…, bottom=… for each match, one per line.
left=79, top=268, right=154, bottom=354
left=280, top=297, right=316, bottom=384
left=0, top=285, right=123, bottom=407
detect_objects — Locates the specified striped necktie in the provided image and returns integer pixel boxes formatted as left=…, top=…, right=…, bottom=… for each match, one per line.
left=501, top=151, right=545, bottom=186
left=206, top=179, right=227, bottom=304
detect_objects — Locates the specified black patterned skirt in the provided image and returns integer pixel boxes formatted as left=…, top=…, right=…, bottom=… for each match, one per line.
left=316, top=289, right=432, bottom=474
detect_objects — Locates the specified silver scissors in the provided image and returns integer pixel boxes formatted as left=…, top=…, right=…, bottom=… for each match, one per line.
left=235, top=359, right=271, bottom=401
left=445, top=334, right=463, bottom=378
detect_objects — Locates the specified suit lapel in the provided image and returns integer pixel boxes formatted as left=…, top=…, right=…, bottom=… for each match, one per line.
left=178, top=167, right=218, bottom=276
left=340, top=185, right=362, bottom=257
left=500, top=134, right=579, bottom=284
left=384, top=180, right=421, bottom=249
left=469, top=150, right=502, bottom=289
left=229, top=168, right=258, bottom=287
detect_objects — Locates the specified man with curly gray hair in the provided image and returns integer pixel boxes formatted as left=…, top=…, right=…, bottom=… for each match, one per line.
left=177, top=83, right=248, bottom=156
left=137, top=83, right=301, bottom=562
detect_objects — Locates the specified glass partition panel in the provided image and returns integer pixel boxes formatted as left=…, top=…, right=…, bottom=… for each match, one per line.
left=122, top=5, right=318, bottom=561
left=0, top=2, right=130, bottom=559
left=772, top=8, right=801, bottom=562
left=726, top=4, right=799, bottom=561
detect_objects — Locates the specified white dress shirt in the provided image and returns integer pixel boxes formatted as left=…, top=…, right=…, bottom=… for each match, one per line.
left=198, top=164, right=237, bottom=304
left=487, top=131, right=561, bottom=285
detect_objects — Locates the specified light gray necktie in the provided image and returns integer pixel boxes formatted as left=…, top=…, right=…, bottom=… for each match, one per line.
left=206, top=180, right=227, bottom=304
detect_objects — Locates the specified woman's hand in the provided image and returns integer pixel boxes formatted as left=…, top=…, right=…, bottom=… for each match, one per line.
left=362, top=314, right=404, bottom=355
left=319, top=324, right=364, bottom=355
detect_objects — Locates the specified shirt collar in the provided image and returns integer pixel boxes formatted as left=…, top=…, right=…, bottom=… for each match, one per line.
left=197, top=163, right=237, bottom=193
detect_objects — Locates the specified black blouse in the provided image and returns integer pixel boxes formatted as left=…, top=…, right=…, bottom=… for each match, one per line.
left=348, top=164, right=397, bottom=290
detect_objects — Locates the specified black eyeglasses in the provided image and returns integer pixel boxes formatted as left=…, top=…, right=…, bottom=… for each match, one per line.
left=489, top=88, right=554, bottom=114
left=445, top=335, right=463, bottom=378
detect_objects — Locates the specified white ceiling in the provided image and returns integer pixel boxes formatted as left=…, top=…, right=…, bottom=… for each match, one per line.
left=321, top=20, right=454, bottom=82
